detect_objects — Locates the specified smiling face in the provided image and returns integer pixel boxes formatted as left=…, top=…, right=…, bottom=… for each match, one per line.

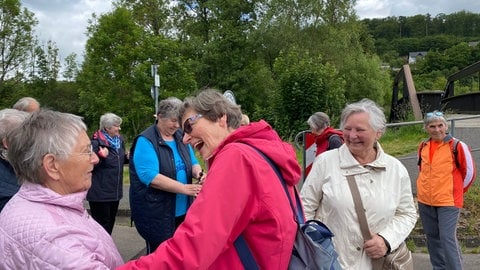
left=53, top=131, right=99, bottom=194
left=157, top=117, right=180, bottom=138
left=425, top=119, right=448, bottom=142
left=181, top=109, right=230, bottom=159
left=342, top=112, right=381, bottom=159
left=105, top=124, right=121, bottom=137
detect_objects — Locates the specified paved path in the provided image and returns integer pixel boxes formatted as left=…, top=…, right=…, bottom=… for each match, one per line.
left=112, top=217, right=480, bottom=269
left=110, top=187, right=480, bottom=268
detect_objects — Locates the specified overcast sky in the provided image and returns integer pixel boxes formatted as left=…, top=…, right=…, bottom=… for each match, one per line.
left=21, top=0, right=480, bottom=65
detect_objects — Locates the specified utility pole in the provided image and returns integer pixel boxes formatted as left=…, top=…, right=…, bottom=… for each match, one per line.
left=151, top=64, right=160, bottom=116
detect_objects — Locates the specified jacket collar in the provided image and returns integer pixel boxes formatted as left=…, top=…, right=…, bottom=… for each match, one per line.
left=339, top=143, right=387, bottom=176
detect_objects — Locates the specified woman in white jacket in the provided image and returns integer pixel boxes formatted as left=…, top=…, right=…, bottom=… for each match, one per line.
left=300, top=98, right=417, bottom=269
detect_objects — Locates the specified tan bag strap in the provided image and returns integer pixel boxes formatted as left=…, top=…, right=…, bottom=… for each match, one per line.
left=346, top=175, right=371, bottom=240
left=346, top=175, right=385, bottom=270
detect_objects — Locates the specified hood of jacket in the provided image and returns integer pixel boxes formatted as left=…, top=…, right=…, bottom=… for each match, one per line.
left=208, top=120, right=301, bottom=186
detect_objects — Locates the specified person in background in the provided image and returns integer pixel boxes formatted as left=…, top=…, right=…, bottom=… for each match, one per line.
left=307, top=111, right=343, bottom=156
left=12, top=97, right=40, bottom=112
left=0, top=109, right=29, bottom=212
left=300, top=99, right=417, bottom=269
left=118, top=89, right=301, bottom=269
left=86, top=113, right=129, bottom=234
left=0, top=110, right=123, bottom=269
left=416, top=110, right=476, bottom=270
left=129, top=97, right=204, bottom=254
left=240, top=113, right=250, bottom=126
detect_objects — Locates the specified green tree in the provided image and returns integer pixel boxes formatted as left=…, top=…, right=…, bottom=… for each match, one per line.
left=116, top=0, right=170, bottom=35
left=32, top=40, right=60, bottom=82
left=78, top=7, right=197, bottom=138
left=78, top=8, right=153, bottom=137
left=62, top=53, right=79, bottom=82
left=0, top=0, right=37, bottom=92
left=273, top=50, right=345, bottom=139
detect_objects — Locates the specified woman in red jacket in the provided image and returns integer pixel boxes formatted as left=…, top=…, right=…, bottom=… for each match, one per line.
left=118, top=89, right=302, bottom=270
left=307, top=111, right=343, bottom=156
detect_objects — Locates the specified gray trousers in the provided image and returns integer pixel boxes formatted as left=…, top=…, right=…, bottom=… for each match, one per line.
left=418, top=202, right=463, bottom=270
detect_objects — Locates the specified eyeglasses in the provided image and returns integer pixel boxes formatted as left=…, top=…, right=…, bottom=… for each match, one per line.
left=183, top=114, right=203, bottom=134
left=425, top=111, right=444, bottom=118
left=71, top=145, right=94, bottom=158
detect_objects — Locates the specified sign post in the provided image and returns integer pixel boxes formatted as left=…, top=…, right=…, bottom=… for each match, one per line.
left=151, top=64, right=160, bottom=116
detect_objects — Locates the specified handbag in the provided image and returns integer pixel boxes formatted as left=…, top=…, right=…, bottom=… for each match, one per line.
left=346, top=175, right=413, bottom=270
left=235, top=144, right=342, bottom=270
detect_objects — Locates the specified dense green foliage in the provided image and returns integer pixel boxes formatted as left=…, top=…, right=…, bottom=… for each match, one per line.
left=1, top=0, right=480, bottom=140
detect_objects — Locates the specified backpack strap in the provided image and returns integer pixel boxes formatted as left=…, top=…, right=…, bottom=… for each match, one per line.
left=417, top=140, right=428, bottom=167
left=452, top=138, right=460, bottom=168
left=234, top=144, right=303, bottom=269
left=417, top=138, right=460, bottom=168
left=234, top=236, right=259, bottom=270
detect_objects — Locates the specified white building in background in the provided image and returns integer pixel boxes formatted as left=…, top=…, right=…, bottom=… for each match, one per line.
left=408, top=51, right=427, bottom=64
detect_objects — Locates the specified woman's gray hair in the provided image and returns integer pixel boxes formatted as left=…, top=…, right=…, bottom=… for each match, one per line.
left=157, top=97, right=183, bottom=120
left=100, top=113, right=122, bottom=130
left=7, top=110, right=87, bottom=184
left=180, top=89, right=242, bottom=129
left=12, top=97, right=40, bottom=112
left=0, top=109, right=29, bottom=159
left=340, top=98, right=386, bottom=135
left=423, top=110, right=447, bottom=127
left=307, top=112, right=330, bottom=132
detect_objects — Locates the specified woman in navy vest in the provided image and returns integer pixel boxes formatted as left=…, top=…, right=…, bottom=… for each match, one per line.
left=87, top=113, right=129, bottom=234
left=129, top=97, right=204, bottom=254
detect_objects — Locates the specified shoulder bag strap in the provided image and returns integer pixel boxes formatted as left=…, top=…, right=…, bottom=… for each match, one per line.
left=346, top=175, right=371, bottom=240
left=347, top=175, right=385, bottom=270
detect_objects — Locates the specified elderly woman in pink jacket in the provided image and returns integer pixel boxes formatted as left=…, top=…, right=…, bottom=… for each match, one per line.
left=0, top=110, right=123, bottom=269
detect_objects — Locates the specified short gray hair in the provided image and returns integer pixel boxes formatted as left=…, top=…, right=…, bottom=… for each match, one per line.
left=7, top=110, right=87, bottom=184
left=0, top=109, right=29, bottom=159
left=157, top=97, right=182, bottom=120
left=180, top=89, right=242, bottom=129
left=307, top=112, right=330, bottom=132
left=340, top=98, right=386, bottom=135
left=100, top=113, right=122, bottom=130
left=423, top=110, right=447, bottom=127
left=0, top=109, right=29, bottom=142
left=12, top=97, right=40, bottom=112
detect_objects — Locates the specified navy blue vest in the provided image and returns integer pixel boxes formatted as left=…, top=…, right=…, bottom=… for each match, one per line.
left=129, top=125, right=193, bottom=245
left=0, top=158, right=20, bottom=212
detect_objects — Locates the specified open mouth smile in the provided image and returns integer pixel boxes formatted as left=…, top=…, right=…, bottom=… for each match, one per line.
left=193, top=141, right=204, bottom=151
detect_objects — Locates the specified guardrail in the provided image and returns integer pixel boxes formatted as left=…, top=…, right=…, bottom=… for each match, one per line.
left=294, top=114, right=480, bottom=164
left=388, top=114, right=480, bottom=160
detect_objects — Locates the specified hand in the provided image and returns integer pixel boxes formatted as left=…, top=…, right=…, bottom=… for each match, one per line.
left=197, top=171, right=206, bottom=184
left=99, top=146, right=109, bottom=157
left=363, top=233, right=389, bottom=259
left=183, top=184, right=203, bottom=197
